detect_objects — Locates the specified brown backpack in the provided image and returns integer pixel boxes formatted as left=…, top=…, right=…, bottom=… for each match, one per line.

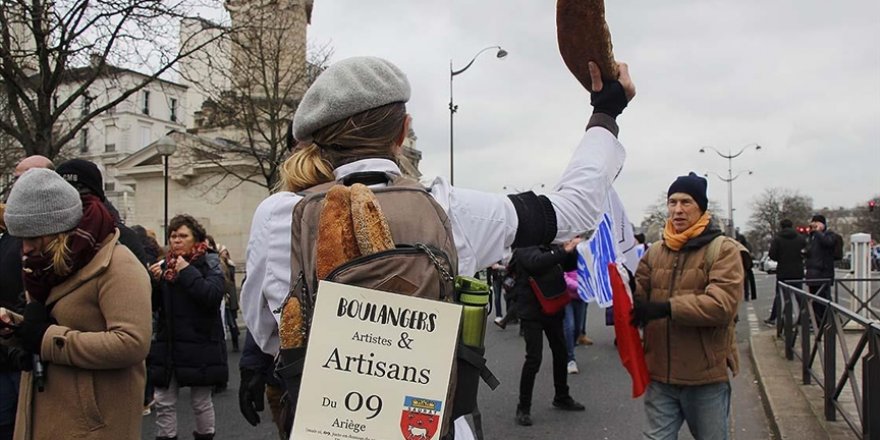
left=276, top=172, right=495, bottom=439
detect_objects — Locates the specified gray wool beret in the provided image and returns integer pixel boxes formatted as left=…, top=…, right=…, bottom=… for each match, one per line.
left=292, top=56, right=411, bottom=142
left=4, top=168, right=83, bottom=238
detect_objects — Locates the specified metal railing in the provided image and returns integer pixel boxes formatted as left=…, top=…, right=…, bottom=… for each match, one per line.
left=775, top=278, right=880, bottom=440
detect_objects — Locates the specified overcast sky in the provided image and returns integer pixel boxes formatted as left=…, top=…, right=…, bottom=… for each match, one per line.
left=301, top=0, right=879, bottom=229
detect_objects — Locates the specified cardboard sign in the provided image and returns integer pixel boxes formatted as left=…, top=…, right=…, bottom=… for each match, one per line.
left=291, top=281, right=462, bottom=440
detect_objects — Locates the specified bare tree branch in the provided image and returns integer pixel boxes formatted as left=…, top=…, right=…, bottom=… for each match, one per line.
left=0, top=0, right=229, bottom=159
left=179, top=0, right=329, bottom=193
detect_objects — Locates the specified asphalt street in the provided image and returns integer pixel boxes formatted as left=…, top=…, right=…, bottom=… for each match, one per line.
left=142, top=270, right=856, bottom=439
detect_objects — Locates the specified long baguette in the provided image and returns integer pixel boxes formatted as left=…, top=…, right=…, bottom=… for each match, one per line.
left=316, top=185, right=361, bottom=280
left=350, top=183, right=394, bottom=256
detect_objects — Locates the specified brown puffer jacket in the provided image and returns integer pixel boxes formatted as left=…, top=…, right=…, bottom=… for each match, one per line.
left=634, top=226, right=744, bottom=386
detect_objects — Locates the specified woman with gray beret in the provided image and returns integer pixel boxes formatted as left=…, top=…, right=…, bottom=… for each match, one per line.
left=0, top=168, right=152, bottom=440
left=240, top=56, right=635, bottom=438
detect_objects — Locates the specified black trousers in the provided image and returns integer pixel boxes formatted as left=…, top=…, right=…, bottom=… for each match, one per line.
left=518, top=315, right=569, bottom=410
left=769, top=279, right=801, bottom=321
left=743, top=268, right=757, bottom=301
left=810, top=281, right=832, bottom=325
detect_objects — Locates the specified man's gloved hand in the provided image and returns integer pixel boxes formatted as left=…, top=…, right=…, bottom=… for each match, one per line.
left=239, top=368, right=267, bottom=426
left=630, top=300, right=671, bottom=327
left=590, top=79, right=628, bottom=118
left=17, top=302, right=50, bottom=354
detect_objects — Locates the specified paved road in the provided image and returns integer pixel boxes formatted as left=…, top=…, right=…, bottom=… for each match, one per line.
left=141, top=272, right=786, bottom=439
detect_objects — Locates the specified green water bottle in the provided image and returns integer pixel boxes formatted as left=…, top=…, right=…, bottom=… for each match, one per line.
left=456, top=276, right=490, bottom=349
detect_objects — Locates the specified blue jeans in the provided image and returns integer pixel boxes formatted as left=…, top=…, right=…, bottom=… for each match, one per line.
left=563, top=300, right=587, bottom=362
left=643, top=381, right=731, bottom=440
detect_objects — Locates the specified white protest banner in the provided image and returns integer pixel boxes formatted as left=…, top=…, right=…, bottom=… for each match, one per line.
left=291, top=281, right=462, bottom=440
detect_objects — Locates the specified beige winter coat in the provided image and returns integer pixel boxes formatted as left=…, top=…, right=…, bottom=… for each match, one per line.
left=634, top=231, right=744, bottom=386
left=11, top=231, right=152, bottom=440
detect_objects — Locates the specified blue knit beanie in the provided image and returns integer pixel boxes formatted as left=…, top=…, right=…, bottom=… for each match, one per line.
left=667, top=172, right=708, bottom=212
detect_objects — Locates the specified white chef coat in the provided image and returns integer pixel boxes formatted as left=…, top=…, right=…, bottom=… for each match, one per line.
left=240, top=126, right=625, bottom=354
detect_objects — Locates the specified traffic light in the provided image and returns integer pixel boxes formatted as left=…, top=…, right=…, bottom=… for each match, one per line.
left=870, top=200, right=876, bottom=212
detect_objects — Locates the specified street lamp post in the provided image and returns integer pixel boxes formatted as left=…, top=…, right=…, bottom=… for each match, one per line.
left=155, top=136, right=177, bottom=246
left=699, top=143, right=761, bottom=236
left=449, top=45, right=507, bottom=185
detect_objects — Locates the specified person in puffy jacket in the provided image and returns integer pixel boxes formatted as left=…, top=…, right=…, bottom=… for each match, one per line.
left=148, top=215, right=227, bottom=440
left=632, top=172, right=744, bottom=440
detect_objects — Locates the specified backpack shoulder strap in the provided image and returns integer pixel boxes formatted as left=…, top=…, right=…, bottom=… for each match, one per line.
left=703, top=235, right=727, bottom=270
left=703, top=235, right=747, bottom=277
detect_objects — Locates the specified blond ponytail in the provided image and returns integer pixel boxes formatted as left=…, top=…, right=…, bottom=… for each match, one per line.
left=275, top=143, right=335, bottom=193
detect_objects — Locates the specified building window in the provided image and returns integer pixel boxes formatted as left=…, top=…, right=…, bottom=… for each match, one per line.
left=104, top=182, right=115, bottom=192
left=79, top=128, right=89, bottom=153
left=142, top=90, right=150, bottom=115
left=170, top=98, right=178, bottom=122
left=81, top=94, right=92, bottom=117
left=105, top=143, right=116, bottom=153
left=140, top=125, right=153, bottom=147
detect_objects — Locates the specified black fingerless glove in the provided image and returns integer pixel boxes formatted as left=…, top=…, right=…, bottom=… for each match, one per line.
left=630, top=300, right=671, bottom=327
left=239, top=368, right=267, bottom=426
left=590, top=79, right=628, bottom=118
left=17, top=302, right=50, bottom=355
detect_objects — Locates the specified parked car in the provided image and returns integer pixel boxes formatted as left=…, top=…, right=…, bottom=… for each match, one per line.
left=759, top=255, right=777, bottom=274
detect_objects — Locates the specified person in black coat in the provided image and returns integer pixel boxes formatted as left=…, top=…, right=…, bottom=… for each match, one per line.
left=148, top=215, right=227, bottom=440
left=55, top=159, right=148, bottom=265
left=512, top=238, right=586, bottom=427
left=804, top=214, right=837, bottom=323
left=0, top=207, right=28, bottom=440
left=735, top=228, right=758, bottom=301
left=765, top=219, right=807, bottom=324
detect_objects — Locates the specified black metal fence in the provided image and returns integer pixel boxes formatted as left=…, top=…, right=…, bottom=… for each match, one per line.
left=775, top=278, right=880, bottom=440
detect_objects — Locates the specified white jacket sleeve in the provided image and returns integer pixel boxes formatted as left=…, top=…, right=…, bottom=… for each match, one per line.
left=430, top=126, right=625, bottom=275
left=240, top=192, right=302, bottom=355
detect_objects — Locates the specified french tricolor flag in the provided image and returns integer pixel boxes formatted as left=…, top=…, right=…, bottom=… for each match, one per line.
left=576, top=190, right=650, bottom=398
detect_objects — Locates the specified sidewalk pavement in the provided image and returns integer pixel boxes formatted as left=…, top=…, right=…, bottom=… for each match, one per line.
left=750, top=329, right=858, bottom=440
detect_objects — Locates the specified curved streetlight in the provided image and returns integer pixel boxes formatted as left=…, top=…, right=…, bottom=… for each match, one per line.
left=449, top=45, right=508, bottom=185
left=156, top=135, right=177, bottom=245
left=699, top=143, right=761, bottom=236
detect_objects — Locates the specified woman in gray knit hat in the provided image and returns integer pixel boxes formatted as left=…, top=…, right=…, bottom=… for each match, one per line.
left=241, top=56, right=636, bottom=438
left=0, top=168, right=152, bottom=440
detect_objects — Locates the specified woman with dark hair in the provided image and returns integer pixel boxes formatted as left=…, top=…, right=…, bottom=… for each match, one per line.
left=0, top=168, right=152, bottom=439
left=148, top=215, right=227, bottom=440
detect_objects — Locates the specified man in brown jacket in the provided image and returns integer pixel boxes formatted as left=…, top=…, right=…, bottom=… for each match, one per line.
left=631, top=172, right=744, bottom=440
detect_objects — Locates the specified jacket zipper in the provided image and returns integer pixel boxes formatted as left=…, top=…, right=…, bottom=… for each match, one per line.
left=325, top=244, right=453, bottom=300
left=666, top=253, right=681, bottom=383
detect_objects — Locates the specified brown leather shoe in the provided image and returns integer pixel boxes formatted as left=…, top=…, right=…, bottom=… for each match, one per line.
left=576, top=335, right=594, bottom=346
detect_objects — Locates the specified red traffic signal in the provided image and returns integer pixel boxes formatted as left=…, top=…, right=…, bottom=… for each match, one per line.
left=870, top=200, right=876, bottom=212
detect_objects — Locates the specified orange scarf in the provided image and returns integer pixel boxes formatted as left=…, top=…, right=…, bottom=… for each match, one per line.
left=663, top=211, right=711, bottom=251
